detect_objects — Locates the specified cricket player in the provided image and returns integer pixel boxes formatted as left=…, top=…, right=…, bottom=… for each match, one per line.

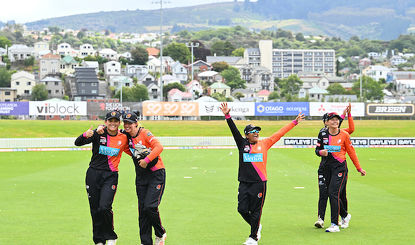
left=315, top=112, right=366, bottom=232
left=74, top=110, right=129, bottom=245
left=220, top=102, right=305, bottom=245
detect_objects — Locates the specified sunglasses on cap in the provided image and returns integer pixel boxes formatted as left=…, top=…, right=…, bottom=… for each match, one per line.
left=248, top=129, right=260, bottom=134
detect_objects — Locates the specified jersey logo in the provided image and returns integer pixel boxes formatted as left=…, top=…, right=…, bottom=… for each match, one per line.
left=100, top=136, right=106, bottom=144
left=258, top=192, right=263, bottom=198
left=338, top=139, right=342, bottom=143
left=243, top=153, right=263, bottom=162
left=244, top=145, right=250, bottom=152
left=338, top=173, right=343, bottom=177
left=323, top=138, right=328, bottom=144
left=99, top=145, right=120, bottom=156
left=324, top=145, right=341, bottom=152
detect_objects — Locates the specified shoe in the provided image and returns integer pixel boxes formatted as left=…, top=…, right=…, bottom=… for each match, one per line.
left=107, top=239, right=117, bottom=245
left=314, top=218, right=324, bottom=228
left=155, top=233, right=166, bottom=245
left=325, top=223, right=340, bottom=232
left=257, top=224, right=262, bottom=241
left=243, top=237, right=258, bottom=245
left=341, top=214, right=351, bottom=229
left=95, top=243, right=104, bottom=245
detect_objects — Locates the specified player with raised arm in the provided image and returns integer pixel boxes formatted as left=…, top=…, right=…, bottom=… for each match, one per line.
left=220, top=102, right=305, bottom=245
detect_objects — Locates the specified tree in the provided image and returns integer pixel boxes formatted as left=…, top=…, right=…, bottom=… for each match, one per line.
left=163, top=82, right=186, bottom=99
left=268, top=91, right=280, bottom=101
left=295, top=33, right=305, bottom=42
left=0, top=68, right=11, bottom=87
left=221, top=67, right=246, bottom=90
left=191, top=40, right=211, bottom=61
left=31, top=84, right=48, bottom=101
left=211, top=61, right=229, bottom=72
left=211, top=40, right=235, bottom=56
left=233, top=92, right=244, bottom=100
left=0, top=36, right=11, bottom=48
left=231, top=47, right=245, bottom=57
left=24, top=56, right=35, bottom=67
left=278, top=75, right=303, bottom=99
left=327, top=83, right=347, bottom=95
left=114, top=84, right=149, bottom=102
left=163, top=42, right=191, bottom=64
left=352, top=76, right=384, bottom=101
left=131, top=46, right=148, bottom=65
left=211, top=92, right=233, bottom=102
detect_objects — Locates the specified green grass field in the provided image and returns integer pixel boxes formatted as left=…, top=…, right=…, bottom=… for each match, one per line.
left=1, top=148, right=414, bottom=245
left=1, top=119, right=415, bottom=137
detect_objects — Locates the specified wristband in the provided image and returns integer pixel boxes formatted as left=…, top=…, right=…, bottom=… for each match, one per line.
left=292, top=120, right=298, bottom=126
left=83, top=132, right=87, bottom=138
left=144, top=157, right=151, bottom=164
left=225, top=114, right=231, bottom=119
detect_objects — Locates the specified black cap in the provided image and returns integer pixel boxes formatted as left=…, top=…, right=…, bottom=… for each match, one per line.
left=122, top=112, right=138, bottom=123
left=326, top=112, right=342, bottom=121
left=322, top=113, right=329, bottom=123
left=244, top=124, right=261, bottom=134
left=105, top=110, right=121, bottom=121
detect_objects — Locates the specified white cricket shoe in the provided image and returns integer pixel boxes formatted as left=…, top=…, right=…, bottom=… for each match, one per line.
left=325, top=223, right=340, bottom=232
left=257, top=224, right=262, bottom=241
left=95, top=243, right=104, bottom=245
left=243, top=237, right=258, bottom=245
left=341, top=213, right=351, bottom=229
left=155, top=233, right=166, bottom=245
left=314, top=218, right=324, bottom=228
left=107, top=239, right=117, bottom=245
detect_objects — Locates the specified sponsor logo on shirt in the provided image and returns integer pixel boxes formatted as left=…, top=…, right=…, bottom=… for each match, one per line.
left=99, top=145, right=120, bottom=156
left=323, top=138, right=329, bottom=144
left=324, top=145, right=341, bottom=152
left=338, top=172, right=343, bottom=177
left=244, top=145, right=250, bottom=152
left=100, top=136, right=107, bottom=144
left=258, top=192, right=263, bottom=198
left=243, top=153, right=263, bottom=162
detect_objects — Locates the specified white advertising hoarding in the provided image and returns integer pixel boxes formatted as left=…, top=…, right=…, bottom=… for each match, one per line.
left=309, top=102, right=365, bottom=117
left=198, top=102, right=255, bottom=116
left=29, top=101, right=87, bottom=116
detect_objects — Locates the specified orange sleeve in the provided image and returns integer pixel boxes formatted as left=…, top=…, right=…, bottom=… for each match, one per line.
left=344, top=133, right=362, bottom=171
left=343, top=115, right=354, bottom=135
left=144, top=129, right=163, bottom=162
left=264, top=121, right=296, bottom=149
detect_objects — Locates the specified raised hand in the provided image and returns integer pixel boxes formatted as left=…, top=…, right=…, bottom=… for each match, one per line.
left=220, top=102, right=230, bottom=116
left=84, top=125, right=94, bottom=138
left=96, top=125, right=105, bottom=135
left=294, top=112, right=305, bottom=124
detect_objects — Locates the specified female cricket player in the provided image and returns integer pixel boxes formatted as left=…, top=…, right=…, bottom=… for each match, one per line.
left=74, top=110, right=129, bottom=245
left=315, top=112, right=366, bottom=232
left=220, top=102, right=305, bottom=245
left=314, top=104, right=354, bottom=229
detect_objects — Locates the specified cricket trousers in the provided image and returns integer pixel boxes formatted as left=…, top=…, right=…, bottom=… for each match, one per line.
left=136, top=169, right=166, bottom=245
left=327, top=163, right=349, bottom=225
left=238, top=181, right=267, bottom=241
left=85, top=167, right=118, bottom=244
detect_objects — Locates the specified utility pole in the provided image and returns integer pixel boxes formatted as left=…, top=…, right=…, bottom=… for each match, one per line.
left=186, top=42, right=199, bottom=81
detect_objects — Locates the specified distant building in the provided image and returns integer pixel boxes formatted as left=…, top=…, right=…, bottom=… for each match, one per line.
left=78, top=43, right=95, bottom=58
left=11, top=71, right=36, bottom=98
left=60, top=55, right=79, bottom=75
left=72, top=67, right=105, bottom=101
left=39, top=53, right=61, bottom=79
left=104, top=61, right=121, bottom=77
left=208, top=82, right=231, bottom=97
left=0, top=88, right=17, bottom=102
left=206, top=56, right=245, bottom=68
left=363, top=65, right=391, bottom=81
left=57, top=43, right=77, bottom=56
left=39, top=77, right=64, bottom=98
left=99, top=48, right=118, bottom=60
left=390, top=55, right=407, bottom=66
left=8, top=44, right=35, bottom=62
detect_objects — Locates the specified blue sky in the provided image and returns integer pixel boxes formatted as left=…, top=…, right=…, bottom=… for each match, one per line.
left=0, top=0, right=235, bottom=23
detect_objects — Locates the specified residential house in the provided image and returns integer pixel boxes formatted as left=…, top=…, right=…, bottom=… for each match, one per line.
left=109, top=76, right=133, bottom=89
left=57, top=43, right=77, bottom=56
left=137, top=73, right=155, bottom=84
left=308, top=86, right=328, bottom=101
left=240, top=65, right=274, bottom=92
left=195, top=96, right=217, bottom=102
left=257, top=90, right=271, bottom=102
left=39, top=53, right=61, bottom=79
left=81, top=61, right=99, bottom=74
left=142, top=80, right=160, bottom=101
left=72, top=67, right=105, bottom=101
left=78, top=43, right=95, bottom=58
left=359, top=58, right=371, bottom=68
left=298, top=73, right=330, bottom=91
left=363, top=65, right=391, bottom=81
left=161, top=74, right=181, bottom=86
left=188, top=60, right=212, bottom=75
left=167, top=88, right=192, bottom=102
left=104, top=61, right=121, bottom=77
left=60, top=55, right=78, bottom=75
left=8, top=44, right=35, bottom=62
left=171, top=61, right=188, bottom=82
left=324, top=95, right=358, bottom=102
left=186, top=80, right=203, bottom=98
left=0, top=88, right=17, bottom=102
left=395, top=79, right=415, bottom=96
left=34, top=41, right=50, bottom=58
left=119, top=52, right=131, bottom=60
left=125, top=64, right=148, bottom=78
left=197, top=71, right=222, bottom=83
left=208, top=82, right=231, bottom=97
left=146, top=47, right=160, bottom=57
left=98, top=48, right=118, bottom=60
left=390, top=55, right=407, bottom=66
left=39, top=77, right=64, bottom=98
left=206, top=56, right=245, bottom=68
left=10, top=71, right=36, bottom=98
left=0, top=47, right=6, bottom=56
left=147, top=56, right=175, bottom=73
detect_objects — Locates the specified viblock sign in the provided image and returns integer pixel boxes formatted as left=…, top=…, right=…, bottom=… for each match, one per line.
left=29, top=101, right=87, bottom=116
left=255, top=102, right=309, bottom=116
left=0, top=102, right=29, bottom=115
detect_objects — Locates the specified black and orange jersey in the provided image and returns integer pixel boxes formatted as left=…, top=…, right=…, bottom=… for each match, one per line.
left=75, top=128, right=129, bottom=172
left=226, top=115, right=297, bottom=182
left=124, top=127, right=165, bottom=173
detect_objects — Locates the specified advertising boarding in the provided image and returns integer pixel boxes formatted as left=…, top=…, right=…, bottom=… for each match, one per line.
left=198, top=102, right=255, bottom=116
left=255, top=102, right=309, bottom=116
left=29, top=101, right=87, bottom=116
left=366, top=104, right=414, bottom=116
left=142, top=102, right=198, bottom=116
left=0, top=102, right=29, bottom=115
left=309, top=102, right=365, bottom=117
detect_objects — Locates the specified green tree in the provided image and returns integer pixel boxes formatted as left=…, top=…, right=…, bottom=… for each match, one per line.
left=24, top=56, right=35, bottom=67
left=211, top=92, right=233, bottom=102
left=211, top=40, right=234, bottom=56
left=327, top=83, right=347, bottom=95
left=295, top=33, right=305, bottom=42
left=163, top=82, right=186, bottom=99
left=163, top=42, right=191, bottom=64
left=0, top=36, right=12, bottom=48
left=31, top=84, right=48, bottom=101
left=221, top=67, right=245, bottom=90
left=268, top=91, right=280, bottom=101
left=0, top=68, right=11, bottom=87
left=231, top=47, right=245, bottom=57
left=352, top=76, right=384, bottom=101
left=114, top=84, right=149, bottom=102
left=211, top=61, right=229, bottom=72
left=278, top=75, right=303, bottom=99
left=131, top=46, right=148, bottom=65
left=233, top=92, right=244, bottom=100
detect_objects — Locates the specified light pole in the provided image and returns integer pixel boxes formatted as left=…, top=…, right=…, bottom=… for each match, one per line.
left=186, top=42, right=199, bottom=81
left=359, top=65, right=363, bottom=102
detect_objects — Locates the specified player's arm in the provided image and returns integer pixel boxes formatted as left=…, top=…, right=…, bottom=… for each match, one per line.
left=344, top=133, right=366, bottom=176
left=144, top=130, right=163, bottom=163
left=75, top=126, right=95, bottom=146
left=315, top=130, right=328, bottom=157
left=220, top=102, right=244, bottom=148
left=264, top=112, right=305, bottom=149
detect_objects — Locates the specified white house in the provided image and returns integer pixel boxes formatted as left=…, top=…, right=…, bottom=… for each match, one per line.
left=104, top=61, right=121, bottom=76
left=396, top=79, right=415, bottom=96
left=161, top=74, right=181, bottom=86
left=308, top=86, right=328, bottom=101
left=81, top=61, right=99, bottom=74
left=34, top=41, right=50, bottom=58
left=142, top=80, right=161, bottom=101
left=99, top=48, right=118, bottom=60
left=8, top=44, right=35, bottom=62
left=171, top=61, right=188, bottom=82
left=363, top=65, right=391, bottom=81
left=168, top=88, right=192, bottom=102
left=186, top=80, right=203, bottom=98
left=109, top=76, right=133, bottom=89
left=147, top=56, right=175, bottom=73
left=39, top=53, right=61, bottom=79
left=60, top=55, right=78, bottom=75
left=57, top=43, right=77, bottom=56
left=78, top=43, right=95, bottom=58
left=390, top=55, right=407, bottom=66
left=0, top=47, right=7, bottom=56
left=198, top=70, right=222, bottom=83
left=11, top=71, right=36, bottom=97
left=119, top=52, right=132, bottom=60
left=126, top=64, right=148, bottom=78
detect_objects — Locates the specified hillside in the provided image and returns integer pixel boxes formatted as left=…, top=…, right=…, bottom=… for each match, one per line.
left=24, top=1, right=415, bottom=40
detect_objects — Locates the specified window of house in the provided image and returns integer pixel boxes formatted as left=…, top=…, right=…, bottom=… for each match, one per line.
left=55, top=90, right=59, bottom=93
left=81, top=89, right=85, bottom=93
left=27, top=82, right=31, bottom=85
left=16, top=82, right=20, bottom=85
left=55, top=82, right=59, bottom=85
left=5, top=91, right=10, bottom=95
left=91, top=90, right=97, bottom=94
left=24, top=90, right=30, bottom=94
left=48, top=90, right=51, bottom=94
